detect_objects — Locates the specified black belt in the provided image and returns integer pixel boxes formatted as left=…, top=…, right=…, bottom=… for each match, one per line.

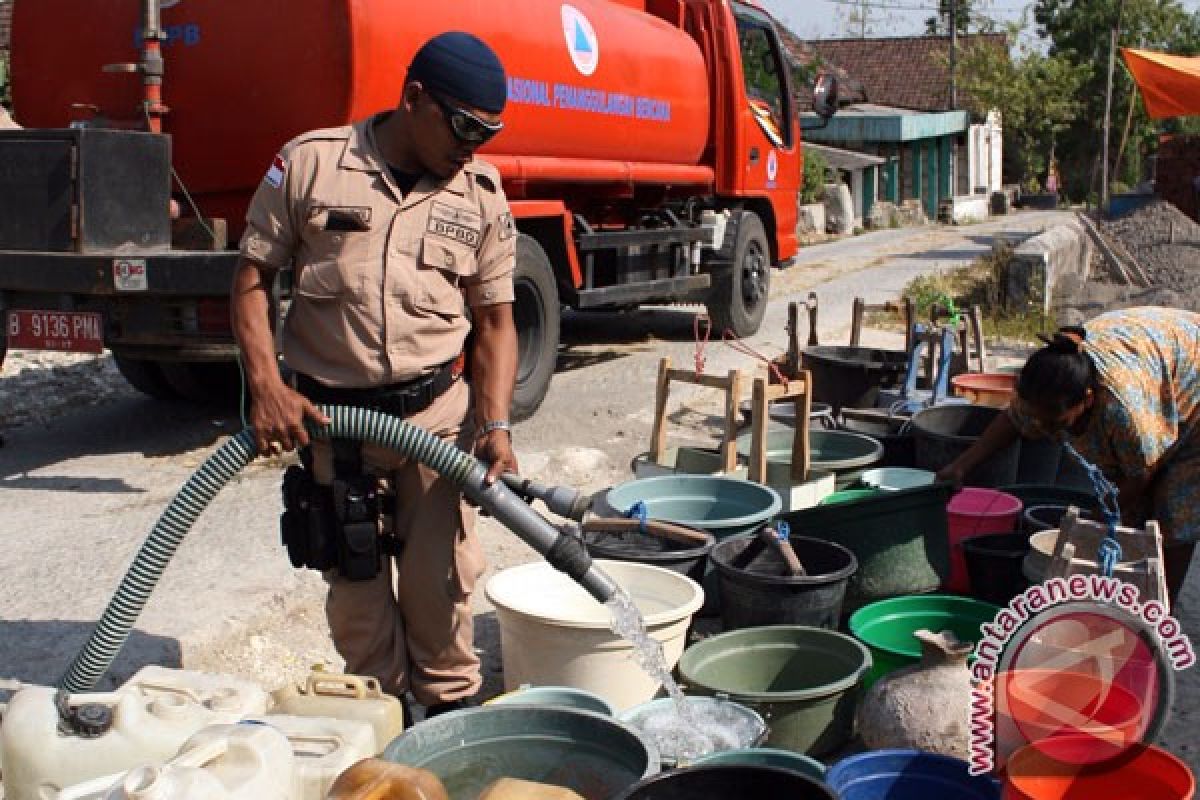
left=295, top=356, right=463, bottom=418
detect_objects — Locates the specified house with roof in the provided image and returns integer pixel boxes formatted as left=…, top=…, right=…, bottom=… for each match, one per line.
left=785, top=32, right=1006, bottom=224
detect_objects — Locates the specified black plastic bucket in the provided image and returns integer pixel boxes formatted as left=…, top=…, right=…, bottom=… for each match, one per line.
left=615, top=764, right=838, bottom=800
left=801, top=346, right=908, bottom=414
left=910, top=404, right=1019, bottom=487
left=962, top=532, right=1031, bottom=606
left=583, top=529, right=716, bottom=586
left=1022, top=504, right=1097, bottom=534
left=839, top=409, right=915, bottom=468
left=709, top=533, right=857, bottom=630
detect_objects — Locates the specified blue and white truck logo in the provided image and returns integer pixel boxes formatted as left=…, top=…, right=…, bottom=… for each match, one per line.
left=561, top=4, right=599, bottom=77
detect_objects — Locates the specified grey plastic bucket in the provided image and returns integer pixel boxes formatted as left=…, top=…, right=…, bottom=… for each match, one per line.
left=486, top=685, right=616, bottom=716
left=910, top=404, right=1019, bottom=487
left=709, top=534, right=857, bottom=631
left=382, top=706, right=657, bottom=798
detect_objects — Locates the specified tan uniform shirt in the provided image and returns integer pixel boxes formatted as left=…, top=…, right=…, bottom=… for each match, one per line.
left=239, top=113, right=516, bottom=388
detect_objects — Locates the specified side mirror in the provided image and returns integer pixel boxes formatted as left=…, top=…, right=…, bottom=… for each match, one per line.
left=812, top=72, right=840, bottom=119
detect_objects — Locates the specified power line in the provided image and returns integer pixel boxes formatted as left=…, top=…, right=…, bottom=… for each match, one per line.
left=818, top=0, right=1028, bottom=11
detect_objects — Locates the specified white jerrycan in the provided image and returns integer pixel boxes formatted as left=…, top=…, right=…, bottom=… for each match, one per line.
left=56, top=721, right=295, bottom=800
left=2, top=678, right=264, bottom=800
left=118, top=666, right=269, bottom=718
left=269, top=671, right=404, bottom=754
left=248, top=714, right=376, bottom=800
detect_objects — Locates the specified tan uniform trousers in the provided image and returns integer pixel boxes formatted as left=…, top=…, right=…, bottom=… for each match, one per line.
left=308, top=378, right=484, bottom=706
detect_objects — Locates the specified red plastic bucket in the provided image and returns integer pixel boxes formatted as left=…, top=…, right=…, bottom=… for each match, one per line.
left=1003, top=739, right=1195, bottom=799
left=946, top=488, right=1022, bottom=594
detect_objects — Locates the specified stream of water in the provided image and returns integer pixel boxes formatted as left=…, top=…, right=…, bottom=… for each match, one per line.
left=604, top=588, right=759, bottom=763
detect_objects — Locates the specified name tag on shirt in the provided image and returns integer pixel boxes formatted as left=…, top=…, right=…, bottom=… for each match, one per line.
left=322, top=206, right=372, bottom=231
left=429, top=202, right=482, bottom=248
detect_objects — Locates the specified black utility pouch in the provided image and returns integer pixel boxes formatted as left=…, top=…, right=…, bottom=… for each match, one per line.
left=280, top=465, right=338, bottom=571
left=332, top=475, right=382, bottom=581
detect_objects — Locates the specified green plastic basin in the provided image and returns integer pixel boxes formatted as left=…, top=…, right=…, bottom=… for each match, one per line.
left=848, top=594, right=1001, bottom=687
left=599, top=475, right=782, bottom=539
left=382, top=706, right=657, bottom=798
left=677, top=625, right=872, bottom=757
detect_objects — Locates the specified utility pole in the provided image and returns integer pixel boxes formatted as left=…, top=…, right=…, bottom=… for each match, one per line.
left=1101, top=0, right=1124, bottom=210
left=949, top=0, right=958, bottom=109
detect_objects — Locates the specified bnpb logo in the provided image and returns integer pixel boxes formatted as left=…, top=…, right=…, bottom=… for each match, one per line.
left=561, top=4, right=599, bottom=77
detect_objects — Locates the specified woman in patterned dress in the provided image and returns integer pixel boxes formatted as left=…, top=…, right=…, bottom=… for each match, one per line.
left=938, top=307, right=1200, bottom=606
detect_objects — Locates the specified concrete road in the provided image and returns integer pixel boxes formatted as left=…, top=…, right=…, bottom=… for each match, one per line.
left=5, top=210, right=1194, bottom=765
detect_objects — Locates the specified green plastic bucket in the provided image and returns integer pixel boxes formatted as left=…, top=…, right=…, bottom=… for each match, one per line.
left=819, top=488, right=881, bottom=505
left=782, top=484, right=955, bottom=610
left=677, top=625, right=872, bottom=757
left=692, top=747, right=827, bottom=781
left=382, top=706, right=658, bottom=798
left=848, top=594, right=1001, bottom=687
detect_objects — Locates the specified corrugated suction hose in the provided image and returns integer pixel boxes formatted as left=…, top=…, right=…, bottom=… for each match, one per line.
left=60, top=405, right=617, bottom=692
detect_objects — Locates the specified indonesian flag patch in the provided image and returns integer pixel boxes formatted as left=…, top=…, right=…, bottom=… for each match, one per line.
left=264, top=154, right=286, bottom=188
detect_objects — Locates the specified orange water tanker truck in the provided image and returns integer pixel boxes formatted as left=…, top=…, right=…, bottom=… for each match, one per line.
left=0, top=0, right=836, bottom=418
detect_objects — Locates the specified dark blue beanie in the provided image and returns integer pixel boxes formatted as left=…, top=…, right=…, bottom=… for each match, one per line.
left=406, top=31, right=507, bottom=114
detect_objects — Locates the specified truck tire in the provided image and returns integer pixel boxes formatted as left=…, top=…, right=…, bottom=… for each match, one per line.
left=113, top=356, right=182, bottom=402
left=510, top=234, right=560, bottom=422
left=159, top=361, right=244, bottom=407
left=707, top=211, right=770, bottom=338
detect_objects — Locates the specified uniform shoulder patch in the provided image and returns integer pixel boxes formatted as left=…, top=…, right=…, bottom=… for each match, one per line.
left=497, top=211, right=516, bottom=242
left=264, top=154, right=286, bottom=188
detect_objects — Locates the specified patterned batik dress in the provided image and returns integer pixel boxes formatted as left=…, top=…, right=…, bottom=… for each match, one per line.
left=1011, top=307, right=1200, bottom=543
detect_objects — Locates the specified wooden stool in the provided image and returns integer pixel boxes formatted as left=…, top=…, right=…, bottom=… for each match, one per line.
left=746, top=371, right=812, bottom=485
left=1046, top=508, right=1169, bottom=608
left=649, top=357, right=743, bottom=474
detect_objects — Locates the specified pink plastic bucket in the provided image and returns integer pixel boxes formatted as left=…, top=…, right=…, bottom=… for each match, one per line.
left=945, top=488, right=1022, bottom=594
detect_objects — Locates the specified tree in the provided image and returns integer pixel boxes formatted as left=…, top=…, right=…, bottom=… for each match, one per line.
left=951, top=22, right=1089, bottom=190
left=926, top=0, right=975, bottom=35
left=834, top=2, right=900, bottom=39
left=1033, top=0, right=1200, bottom=199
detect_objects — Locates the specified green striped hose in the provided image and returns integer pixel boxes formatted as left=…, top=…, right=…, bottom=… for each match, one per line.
left=59, top=406, right=484, bottom=693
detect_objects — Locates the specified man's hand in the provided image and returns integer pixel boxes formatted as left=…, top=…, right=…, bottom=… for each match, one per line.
left=250, top=382, right=330, bottom=456
left=476, top=429, right=518, bottom=485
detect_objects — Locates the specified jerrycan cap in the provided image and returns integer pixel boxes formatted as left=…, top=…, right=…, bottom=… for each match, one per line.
left=55, top=689, right=114, bottom=738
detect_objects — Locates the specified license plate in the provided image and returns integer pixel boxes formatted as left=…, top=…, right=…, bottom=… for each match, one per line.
left=6, top=310, right=104, bottom=354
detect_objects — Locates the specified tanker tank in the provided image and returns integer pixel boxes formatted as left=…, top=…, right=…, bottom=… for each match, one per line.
left=12, top=0, right=711, bottom=221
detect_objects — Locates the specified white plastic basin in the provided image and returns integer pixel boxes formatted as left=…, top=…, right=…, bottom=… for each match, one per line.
left=484, top=559, right=704, bottom=713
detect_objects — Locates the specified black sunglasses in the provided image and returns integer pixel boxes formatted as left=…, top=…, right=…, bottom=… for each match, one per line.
left=428, top=92, right=504, bottom=146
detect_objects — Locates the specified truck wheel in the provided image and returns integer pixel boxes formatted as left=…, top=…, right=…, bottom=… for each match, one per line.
left=113, top=356, right=183, bottom=401
left=159, top=361, right=244, bottom=407
left=510, top=234, right=560, bottom=422
left=707, top=211, right=770, bottom=338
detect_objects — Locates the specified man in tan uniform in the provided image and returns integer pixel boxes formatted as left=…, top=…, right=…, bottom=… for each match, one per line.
left=230, top=31, right=518, bottom=720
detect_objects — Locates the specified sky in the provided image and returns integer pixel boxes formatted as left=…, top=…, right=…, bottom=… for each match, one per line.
left=760, top=0, right=1200, bottom=41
